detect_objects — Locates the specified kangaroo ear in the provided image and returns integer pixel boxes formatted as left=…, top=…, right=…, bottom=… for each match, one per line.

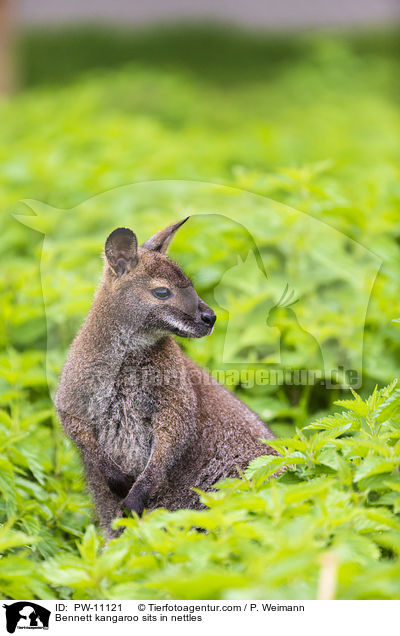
left=105, top=227, right=138, bottom=276
left=141, top=217, right=189, bottom=254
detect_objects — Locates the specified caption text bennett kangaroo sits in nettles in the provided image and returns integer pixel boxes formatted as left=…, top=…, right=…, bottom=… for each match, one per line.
left=55, top=218, right=277, bottom=538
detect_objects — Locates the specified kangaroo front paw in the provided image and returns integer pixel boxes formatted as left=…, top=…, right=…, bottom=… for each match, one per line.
left=123, top=481, right=147, bottom=516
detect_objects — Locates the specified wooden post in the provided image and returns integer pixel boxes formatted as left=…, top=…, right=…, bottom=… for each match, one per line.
left=0, top=0, right=15, bottom=95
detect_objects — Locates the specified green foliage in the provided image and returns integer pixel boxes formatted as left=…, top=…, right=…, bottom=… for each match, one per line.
left=0, top=25, right=400, bottom=599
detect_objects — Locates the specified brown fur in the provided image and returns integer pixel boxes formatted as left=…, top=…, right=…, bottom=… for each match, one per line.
left=55, top=219, right=277, bottom=539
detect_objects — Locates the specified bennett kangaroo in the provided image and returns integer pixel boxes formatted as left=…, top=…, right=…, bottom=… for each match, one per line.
left=55, top=218, right=277, bottom=538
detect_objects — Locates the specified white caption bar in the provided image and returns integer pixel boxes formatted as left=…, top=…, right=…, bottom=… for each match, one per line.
left=2, top=600, right=398, bottom=635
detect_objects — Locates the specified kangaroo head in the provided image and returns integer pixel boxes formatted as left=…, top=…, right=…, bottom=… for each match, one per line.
left=102, top=217, right=216, bottom=340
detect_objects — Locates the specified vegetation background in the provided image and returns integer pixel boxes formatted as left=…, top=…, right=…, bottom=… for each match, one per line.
left=1, top=23, right=400, bottom=599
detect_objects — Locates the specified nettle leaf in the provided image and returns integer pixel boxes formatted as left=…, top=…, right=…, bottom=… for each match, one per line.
left=0, top=409, right=12, bottom=427
left=0, top=527, right=38, bottom=552
left=15, top=476, right=48, bottom=501
left=105, top=582, right=150, bottom=600
left=261, top=437, right=308, bottom=454
left=335, top=437, right=394, bottom=459
left=77, top=525, right=101, bottom=563
left=317, top=448, right=353, bottom=484
left=311, top=424, right=353, bottom=453
left=372, top=388, right=400, bottom=423
left=245, top=455, right=286, bottom=483
left=280, top=451, right=308, bottom=466
left=305, top=411, right=356, bottom=430
left=0, top=555, right=45, bottom=598
left=376, top=493, right=400, bottom=509
left=334, top=396, right=369, bottom=417
left=212, top=477, right=248, bottom=491
left=42, top=562, right=93, bottom=588
left=333, top=532, right=380, bottom=563
left=20, top=409, right=54, bottom=428
left=371, top=531, right=400, bottom=556
left=283, top=477, right=333, bottom=504
left=317, top=447, right=340, bottom=470
left=364, top=508, right=400, bottom=531
left=0, top=458, right=16, bottom=498
left=97, top=542, right=129, bottom=575
left=357, top=474, right=396, bottom=491
left=383, top=479, right=400, bottom=493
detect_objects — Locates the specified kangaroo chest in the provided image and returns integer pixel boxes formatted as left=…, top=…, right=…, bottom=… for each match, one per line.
left=96, top=353, right=158, bottom=476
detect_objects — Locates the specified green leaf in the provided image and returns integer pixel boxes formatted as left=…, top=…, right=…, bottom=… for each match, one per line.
left=354, top=457, right=396, bottom=482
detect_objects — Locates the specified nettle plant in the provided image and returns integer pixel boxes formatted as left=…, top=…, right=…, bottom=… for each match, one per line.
left=33, top=380, right=400, bottom=600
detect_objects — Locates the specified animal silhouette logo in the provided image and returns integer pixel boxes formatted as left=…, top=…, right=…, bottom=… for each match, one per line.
left=266, top=284, right=324, bottom=373
left=215, top=250, right=279, bottom=363
left=2, top=602, right=50, bottom=633
left=215, top=254, right=325, bottom=372
left=15, top=179, right=381, bottom=388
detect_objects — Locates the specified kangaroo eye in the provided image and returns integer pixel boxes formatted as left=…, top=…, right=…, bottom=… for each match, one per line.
left=152, top=287, right=172, bottom=300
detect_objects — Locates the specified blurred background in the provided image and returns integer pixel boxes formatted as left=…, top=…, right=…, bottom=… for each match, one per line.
left=16, top=0, right=400, bottom=28
left=1, top=0, right=400, bottom=91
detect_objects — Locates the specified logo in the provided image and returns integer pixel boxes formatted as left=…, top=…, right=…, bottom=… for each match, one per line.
left=2, top=603, right=50, bottom=634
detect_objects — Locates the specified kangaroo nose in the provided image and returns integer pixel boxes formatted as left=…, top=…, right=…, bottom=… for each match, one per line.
left=200, top=311, right=216, bottom=327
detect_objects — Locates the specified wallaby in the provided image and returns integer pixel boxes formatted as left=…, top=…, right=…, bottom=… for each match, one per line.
left=55, top=218, right=278, bottom=539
